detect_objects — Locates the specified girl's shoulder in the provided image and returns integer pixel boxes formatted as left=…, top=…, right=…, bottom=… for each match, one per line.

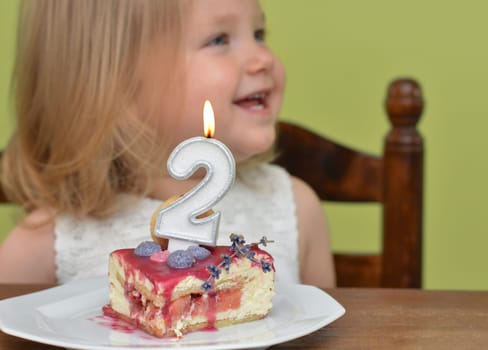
left=5, top=208, right=55, bottom=242
left=0, top=208, right=56, bottom=283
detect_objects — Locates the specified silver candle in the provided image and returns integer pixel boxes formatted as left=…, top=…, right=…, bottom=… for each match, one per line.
left=154, top=101, right=236, bottom=251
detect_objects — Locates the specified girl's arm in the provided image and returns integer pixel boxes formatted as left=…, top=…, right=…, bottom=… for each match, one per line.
left=292, top=176, right=336, bottom=289
left=0, top=209, right=56, bottom=283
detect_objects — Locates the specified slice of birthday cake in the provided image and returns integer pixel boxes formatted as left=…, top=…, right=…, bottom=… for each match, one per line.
left=104, top=234, right=275, bottom=338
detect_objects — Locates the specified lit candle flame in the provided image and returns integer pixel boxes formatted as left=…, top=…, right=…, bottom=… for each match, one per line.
left=203, top=100, right=215, bottom=138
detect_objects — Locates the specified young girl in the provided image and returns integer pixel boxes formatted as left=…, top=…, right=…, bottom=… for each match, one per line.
left=0, top=0, right=335, bottom=288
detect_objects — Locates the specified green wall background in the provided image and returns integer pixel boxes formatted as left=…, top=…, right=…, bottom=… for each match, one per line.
left=2, top=1, right=488, bottom=290
left=0, top=1, right=18, bottom=243
left=260, top=0, right=488, bottom=290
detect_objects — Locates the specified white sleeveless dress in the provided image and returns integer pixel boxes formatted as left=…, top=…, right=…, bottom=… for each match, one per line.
left=55, top=163, right=300, bottom=285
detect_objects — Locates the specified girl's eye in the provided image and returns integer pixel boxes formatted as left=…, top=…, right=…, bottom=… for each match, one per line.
left=207, top=33, right=229, bottom=46
left=254, top=29, right=266, bottom=42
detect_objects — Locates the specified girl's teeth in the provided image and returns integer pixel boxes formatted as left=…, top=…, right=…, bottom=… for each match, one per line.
left=250, top=104, right=264, bottom=110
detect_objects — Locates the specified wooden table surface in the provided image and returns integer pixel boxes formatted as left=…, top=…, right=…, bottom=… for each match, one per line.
left=1, top=284, right=488, bottom=349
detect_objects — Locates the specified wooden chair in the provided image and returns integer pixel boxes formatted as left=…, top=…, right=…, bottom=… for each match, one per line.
left=274, top=78, right=424, bottom=288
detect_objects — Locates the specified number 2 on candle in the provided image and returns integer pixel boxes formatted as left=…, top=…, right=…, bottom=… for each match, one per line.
left=154, top=137, right=236, bottom=246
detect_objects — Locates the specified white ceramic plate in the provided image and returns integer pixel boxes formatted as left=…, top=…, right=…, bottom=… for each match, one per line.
left=0, top=277, right=345, bottom=350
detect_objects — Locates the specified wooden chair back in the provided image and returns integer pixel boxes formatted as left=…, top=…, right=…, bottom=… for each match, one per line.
left=274, top=78, right=424, bottom=288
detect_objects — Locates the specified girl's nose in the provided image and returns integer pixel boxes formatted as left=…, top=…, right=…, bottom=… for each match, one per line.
left=245, top=44, right=274, bottom=75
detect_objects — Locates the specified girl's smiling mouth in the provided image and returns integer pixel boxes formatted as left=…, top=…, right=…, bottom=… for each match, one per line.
left=233, top=91, right=269, bottom=111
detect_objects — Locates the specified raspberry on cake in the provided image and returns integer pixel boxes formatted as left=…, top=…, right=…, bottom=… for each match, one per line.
left=104, top=234, right=275, bottom=338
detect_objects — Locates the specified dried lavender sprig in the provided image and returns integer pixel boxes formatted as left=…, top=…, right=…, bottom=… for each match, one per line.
left=220, top=254, right=232, bottom=272
left=259, top=236, right=274, bottom=246
left=201, top=280, right=213, bottom=292
left=207, top=264, right=221, bottom=280
left=260, top=259, right=273, bottom=273
left=200, top=234, right=274, bottom=291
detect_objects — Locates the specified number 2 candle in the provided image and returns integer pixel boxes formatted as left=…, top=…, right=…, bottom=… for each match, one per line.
left=154, top=100, right=236, bottom=252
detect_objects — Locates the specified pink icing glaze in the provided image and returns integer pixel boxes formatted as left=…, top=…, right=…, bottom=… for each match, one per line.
left=114, top=245, right=273, bottom=291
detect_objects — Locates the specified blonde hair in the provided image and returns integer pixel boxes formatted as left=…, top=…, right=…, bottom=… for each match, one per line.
left=1, top=0, right=186, bottom=218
